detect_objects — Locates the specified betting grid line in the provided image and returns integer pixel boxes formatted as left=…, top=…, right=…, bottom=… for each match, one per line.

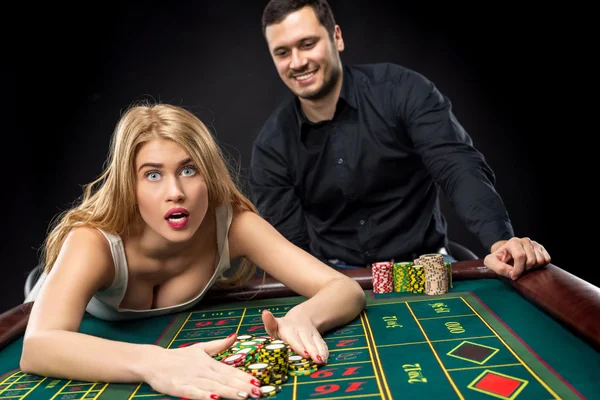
left=419, top=313, right=475, bottom=320
left=404, top=301, right=465, bottom=400
left=358, top=312, right=387, bottom=400
left=458, top=296, right=562, bottom=398
left=0, top=372, right=47, bottom=400
left=368, top=296, right=464, bottom=307
left=81, top=382, right=96, bottom=399
left=235, top=307, right=248, bottom=334
left=189, top=301, right=300, bottom=314
left=93, top=383, right=110, bottom=399
left=166, top=312, right=195, bottom=348
left=0, top=371, right=110, bottom=400
left=292, top=375, right=297, bottom=400
left=327, top=360, right=372, bottom=368
left=375, top=335, right=496, bottom=348
left=447, top=362, right=522, bottom=372
left=49, top=381, right=74, bottom=400
left=362, top=312, right=393, bottom=399
left=0, top=371, right=26, bottom=397
left=176, top=314, right=250, bottom=340
left=294, top=376, right=377, bottom=385
left=50, top=382, right=107, bottom=400
left=312, top=396, right=380, bottom=400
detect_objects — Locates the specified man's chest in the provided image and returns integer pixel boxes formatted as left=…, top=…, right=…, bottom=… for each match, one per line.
left=291, top=109, right=420, bottom=204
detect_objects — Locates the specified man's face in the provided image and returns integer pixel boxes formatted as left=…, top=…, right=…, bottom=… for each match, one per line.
left=265, top=6, right=344, bottom=100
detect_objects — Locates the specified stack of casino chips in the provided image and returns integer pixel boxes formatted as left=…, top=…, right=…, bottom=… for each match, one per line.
left=288, top=354, right=318, bottom=376
left=415, top=253, right=449, bottom=295
left=409, top=263, right=426, bottom=293
left=388, top=261, right=427, bottom=293
left=371, top=261, right=394, bottom=293
left=213, top=333, right=320, bottom=397
left=383, top=257, right=453, bottom=294
left=255, top=342, right=289, bottom=383
left=392, top=261, right=412, bottom=292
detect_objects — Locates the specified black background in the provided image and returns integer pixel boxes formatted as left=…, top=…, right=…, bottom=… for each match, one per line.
left=5, top=1, right=590, bottom=312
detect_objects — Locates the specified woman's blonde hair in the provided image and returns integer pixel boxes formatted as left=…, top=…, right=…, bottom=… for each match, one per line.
left=41, top=101, right=258, bottom=288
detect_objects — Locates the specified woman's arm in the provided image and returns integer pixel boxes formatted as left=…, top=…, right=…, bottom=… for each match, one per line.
left=21, top=227, right=127, bottom=379
left=21, top=227, right=261, bottom=400
left=229, top=211, right=367, bottom=362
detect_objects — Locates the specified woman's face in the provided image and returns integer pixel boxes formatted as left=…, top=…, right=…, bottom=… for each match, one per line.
left=134, top=138, right=208, bottom=243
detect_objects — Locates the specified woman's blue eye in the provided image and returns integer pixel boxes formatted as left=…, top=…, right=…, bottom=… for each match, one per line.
left=146, top=172, right=161, bottom=181
left=181, top=166, right=197, bottom=176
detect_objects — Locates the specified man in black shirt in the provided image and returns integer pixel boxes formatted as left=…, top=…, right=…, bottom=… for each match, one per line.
left=248, top=0, right=550, bottom=280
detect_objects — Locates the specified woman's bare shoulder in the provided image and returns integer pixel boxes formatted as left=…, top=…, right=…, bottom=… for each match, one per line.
left=54, top=226, right=116, bottom=290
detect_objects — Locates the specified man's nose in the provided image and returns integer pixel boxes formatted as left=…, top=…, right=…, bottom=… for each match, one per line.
left=290, top=49, right=307, bottom=70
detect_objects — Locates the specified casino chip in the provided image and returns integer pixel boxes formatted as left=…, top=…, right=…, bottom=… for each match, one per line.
left=213, top=334, right=321, bottom=396
left=260, top=384, right=282, bottom=397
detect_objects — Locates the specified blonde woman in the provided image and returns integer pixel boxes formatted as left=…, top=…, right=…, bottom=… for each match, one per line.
left=22, top=102, right=366, bottom=400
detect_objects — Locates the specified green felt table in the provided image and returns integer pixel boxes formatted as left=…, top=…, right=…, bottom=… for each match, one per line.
left=0, top=260, right=599, bottom=400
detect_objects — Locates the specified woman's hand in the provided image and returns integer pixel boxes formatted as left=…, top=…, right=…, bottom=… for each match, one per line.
left=261, top=309, right=329, bottom=366
left=142, top=334, right=262, bottom=400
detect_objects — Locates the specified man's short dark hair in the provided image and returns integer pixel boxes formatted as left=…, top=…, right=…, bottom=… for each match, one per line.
left=262, top=0, right=337, bottom=40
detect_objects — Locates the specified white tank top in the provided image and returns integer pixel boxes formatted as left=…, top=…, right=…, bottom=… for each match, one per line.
left=25, top=203, right=233, bottom=321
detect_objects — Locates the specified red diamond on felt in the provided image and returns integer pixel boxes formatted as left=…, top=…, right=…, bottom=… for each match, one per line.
left=475, top=372, right=522, bottom=397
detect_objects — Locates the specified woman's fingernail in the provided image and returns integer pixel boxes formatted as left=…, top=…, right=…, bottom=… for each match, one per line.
left=238, top=391, right=248, bottom=399
left=317, top=355, right=323, bottom=363
left=304, top=351, right=310, bottom=357
left=227, top=333, right=236, bottom=338
left=251, top=378, right=260, bottom=386
left=210, top=395, right=219, bottom=400
left=252, top=387, right=262, bottom=396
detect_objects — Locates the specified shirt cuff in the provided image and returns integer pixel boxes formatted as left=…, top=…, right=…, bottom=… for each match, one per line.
left=478, top=219, right=515, bottom=252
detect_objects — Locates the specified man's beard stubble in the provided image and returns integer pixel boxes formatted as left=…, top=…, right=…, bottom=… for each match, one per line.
left=296, top=64, right=342, bottom=101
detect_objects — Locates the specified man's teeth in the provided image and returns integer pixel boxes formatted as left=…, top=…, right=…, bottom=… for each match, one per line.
left=296, top=72, right=315, bottom=81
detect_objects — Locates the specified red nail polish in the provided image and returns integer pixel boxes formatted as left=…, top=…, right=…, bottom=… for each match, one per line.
left=252, top=379, right=260, bottom=386
left=253, top=387, right=262, bottom=396
left=210, top=395, right=219, bottom=400
left=227, top=333, right=236, bottom=338
left=304, top=351, right=310, bottom=357
left=317, top=355, right=323, bottom=362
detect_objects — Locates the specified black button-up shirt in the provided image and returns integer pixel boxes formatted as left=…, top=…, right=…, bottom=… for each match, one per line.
left=248, top=63, right=514, bottom=265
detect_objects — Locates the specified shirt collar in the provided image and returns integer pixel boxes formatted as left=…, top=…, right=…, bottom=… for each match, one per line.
left=294, top=65, right=357, bottom=133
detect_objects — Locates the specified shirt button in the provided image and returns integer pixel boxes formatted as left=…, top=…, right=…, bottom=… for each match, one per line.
left=365, top=251, right=371, bottom=256
left=337, top=158, right=344, bottom=164
left=359, top=220, right=365, bottom=225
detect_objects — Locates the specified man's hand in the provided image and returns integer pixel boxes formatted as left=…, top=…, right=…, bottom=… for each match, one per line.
left=484, top=237, right=551, bottom=280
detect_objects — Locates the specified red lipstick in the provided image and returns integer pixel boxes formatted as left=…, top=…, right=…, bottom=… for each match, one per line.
left=164, top=207, right=189, bottom=229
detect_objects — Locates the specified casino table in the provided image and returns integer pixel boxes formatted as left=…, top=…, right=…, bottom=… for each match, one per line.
left=0, top=259, right=599, bottom=400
